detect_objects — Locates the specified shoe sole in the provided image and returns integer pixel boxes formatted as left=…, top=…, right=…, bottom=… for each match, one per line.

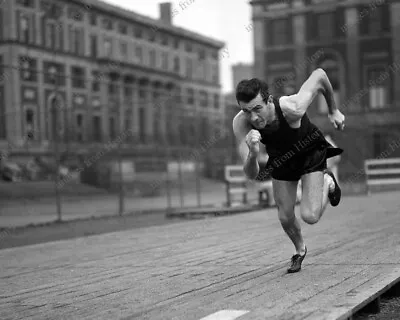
left=326, top=169, right=341, bottom=206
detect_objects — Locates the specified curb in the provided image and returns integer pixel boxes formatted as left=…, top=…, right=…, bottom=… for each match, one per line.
left=0, top=203, right=267, bottom=232
left=165, top=204, right=267, bottom=219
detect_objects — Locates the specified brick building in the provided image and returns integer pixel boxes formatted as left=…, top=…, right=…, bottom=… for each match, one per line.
left=0, top=0, right=225, bottom=158
left=250, top=0, right=400, bottom=180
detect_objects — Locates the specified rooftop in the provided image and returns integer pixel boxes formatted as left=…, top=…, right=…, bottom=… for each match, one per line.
left=77, top=0, right=225, bottom=49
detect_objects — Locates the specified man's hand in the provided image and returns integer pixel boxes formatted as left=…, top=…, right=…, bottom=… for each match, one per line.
left=328, top=109, right=345, bottom=131
left=246, top=129, right=261, bottom=155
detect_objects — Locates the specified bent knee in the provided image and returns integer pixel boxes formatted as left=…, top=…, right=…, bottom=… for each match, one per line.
left=278, top=208, right=295, bottom=226
left=301, top=206, right=321, bottom=224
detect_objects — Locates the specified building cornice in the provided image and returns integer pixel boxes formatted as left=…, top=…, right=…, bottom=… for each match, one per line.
left=70, top=0, right=225, bottom=49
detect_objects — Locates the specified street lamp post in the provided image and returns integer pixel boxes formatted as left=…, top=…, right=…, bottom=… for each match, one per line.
left=49, top=66, right=62, bottom=221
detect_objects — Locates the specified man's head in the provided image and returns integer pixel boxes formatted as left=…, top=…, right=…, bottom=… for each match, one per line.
left=235, top=78, right=278, bottom=130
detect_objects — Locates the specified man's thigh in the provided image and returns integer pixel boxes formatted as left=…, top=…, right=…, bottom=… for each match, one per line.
left=300, top=171, right=324, bottom=212
left=272, top=178, right=299, bottom=212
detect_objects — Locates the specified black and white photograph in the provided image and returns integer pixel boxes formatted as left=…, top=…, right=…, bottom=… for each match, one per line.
left=1, top=0, right=400, bottom=319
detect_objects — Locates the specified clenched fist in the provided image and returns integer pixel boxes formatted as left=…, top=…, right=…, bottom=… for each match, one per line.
left=328, top=109, right=345, bottom=131
left=246, top=129, right=261, bottom=155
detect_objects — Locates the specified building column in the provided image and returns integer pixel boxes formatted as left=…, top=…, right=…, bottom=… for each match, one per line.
left=252, top=19, right=265, bottom=80
left=145, top=84, right=154, bottom=143
left=8, top=0, right=16, bottom=41
left=344, top=7, right=361, bottom=112
left=118, top=77, right=125, bottom=137
left=158, top=86, right=167, bottom=141
left=292, top=14, right=307, bottom=90
left=391, top=2, right=400, bottom=105
left=131, top=82, right=140, bottom=142
left=7, top=46, right=22, bottom=144
left=100, top=73, right=109, bottom=142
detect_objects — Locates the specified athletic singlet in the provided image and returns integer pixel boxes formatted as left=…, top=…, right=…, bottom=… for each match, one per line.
left=252, top=97, right=342, bottom=162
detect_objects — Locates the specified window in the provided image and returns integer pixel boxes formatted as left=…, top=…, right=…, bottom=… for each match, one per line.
left=92, top=116, right=102, bottom=142
left=185, top=42, right=192, bottom=52
left=76, top=114, right=83, bottom=142
left=187, top=88, right=194, bottom=105
left=17, top=0, right=35, bottom=7
left=134, top=26, right=143, bottom=38
left=120, top=41, right=128, bottom=60
left=92, top=71, right=100, bottom=92
left=43, top=20, right=56, bottom=49
left=211, top=65, right=219, bottom=83
left=214, top=94, right=220, bottom=109
left=148, top=31, right=156, bottom=42
left=102, top=18, right=113, bottom=30
left=118, top=23, right=128, bottom=35
left=161, top=52, right=169, bottom=70
left=198, top=49, right=206, bottom=60
left=71, top=66, right=85, bottom=88
left=68, top=7, right=84, bottom=22
left=149, top=49, right=156, bottom=66
left=199, top=91, right=208, bottom=107
left=18, top=13, right=31, bottom=43
left=139, top=108, right=146, bottom=142
left=43, top=62, right=65, bottom=86
left=174, top=56, right=180, bottom=73
left=369, top=6, right=383, bottom=34
left=153, top=116, right=160, bottom=141
left=196, top=61, right=206, bottom=80
left=134, top=46, right=143, bottom=63
left=25, top=109, right=34, bottom=140
left=90, top=35, right=97, bottom=58
left=104, top=38, right=112, bottom=57
left=124, top=85, right=132, bottom=100
left=20, top=57, right=37, bottom=82
left=173, top=38, right=180, bottom=49
left=186, top=58, right=193, bottom=78
left=90, top=13, right=97, bottom=26
left=271, top=19, right=288, bottom=45
left=367, top=66, right=388, bottom=109
left=317, top=12, right=334, bottom=39
left=125, top=116, right=131, bottom=133
left=69, top=26, right=84, bottom=55
left=108, top=81, right=117, bottom=95
left=161, top=34, right=168, bottom=46
left=372, top=132, right=390, bottom=157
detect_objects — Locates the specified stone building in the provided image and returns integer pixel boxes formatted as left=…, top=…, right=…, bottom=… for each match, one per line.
left=250, top=0, right=400, bottom=179
left=0, top=0, right=225, bottom=157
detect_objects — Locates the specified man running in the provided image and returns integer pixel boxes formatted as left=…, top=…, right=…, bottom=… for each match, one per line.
left=232, top=68, right=345, bottom=273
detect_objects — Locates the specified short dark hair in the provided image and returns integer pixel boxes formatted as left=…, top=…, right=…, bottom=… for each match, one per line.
left=235, top=78, right=269, bottom=105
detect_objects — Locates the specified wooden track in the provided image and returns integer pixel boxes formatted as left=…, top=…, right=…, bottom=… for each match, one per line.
left=1, top=191, right=400, bottom=320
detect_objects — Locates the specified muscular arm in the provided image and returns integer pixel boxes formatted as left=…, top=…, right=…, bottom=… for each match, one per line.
left=232, top=114, right=268, bottom=179
left=281, top=68, right=338, bottom=122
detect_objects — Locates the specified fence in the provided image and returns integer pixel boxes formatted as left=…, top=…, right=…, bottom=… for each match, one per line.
left=0, top=65, right=242, bottom=226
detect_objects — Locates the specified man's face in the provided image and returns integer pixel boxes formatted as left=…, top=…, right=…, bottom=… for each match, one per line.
left=239, top=93, right=277, bottom=130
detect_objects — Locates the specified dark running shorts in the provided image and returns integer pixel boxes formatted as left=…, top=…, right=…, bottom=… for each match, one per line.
left=260, top=143, right=329, bottom=182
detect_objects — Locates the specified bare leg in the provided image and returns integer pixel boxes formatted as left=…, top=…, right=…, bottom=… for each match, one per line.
left=300, top=171, right=334, bottom=224
left=272, top=179, right=306, bottom=255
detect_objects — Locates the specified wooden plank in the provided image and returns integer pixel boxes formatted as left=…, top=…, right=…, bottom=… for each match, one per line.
left=365, top=158, right=400, bottom=165
left=0, top=192, right=400, bottom=320
left=366, top=168, right=400, bottom=174
left=367, top=178, right=400, bottom=185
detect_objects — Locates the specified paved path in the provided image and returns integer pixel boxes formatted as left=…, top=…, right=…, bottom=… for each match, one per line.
left=1, top=191, right=400, bottom=319
left=0, top=189, right=234, bottom=228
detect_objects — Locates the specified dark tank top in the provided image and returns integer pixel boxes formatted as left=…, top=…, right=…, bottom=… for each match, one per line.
left=253, top=97, right=342, bottom=161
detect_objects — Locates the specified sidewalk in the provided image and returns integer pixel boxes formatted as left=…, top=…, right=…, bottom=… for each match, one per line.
left=0, top=187, right=260, bottom=228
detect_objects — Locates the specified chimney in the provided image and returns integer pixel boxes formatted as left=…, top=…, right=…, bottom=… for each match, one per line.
left=159, top=2, right=172, bottom=25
